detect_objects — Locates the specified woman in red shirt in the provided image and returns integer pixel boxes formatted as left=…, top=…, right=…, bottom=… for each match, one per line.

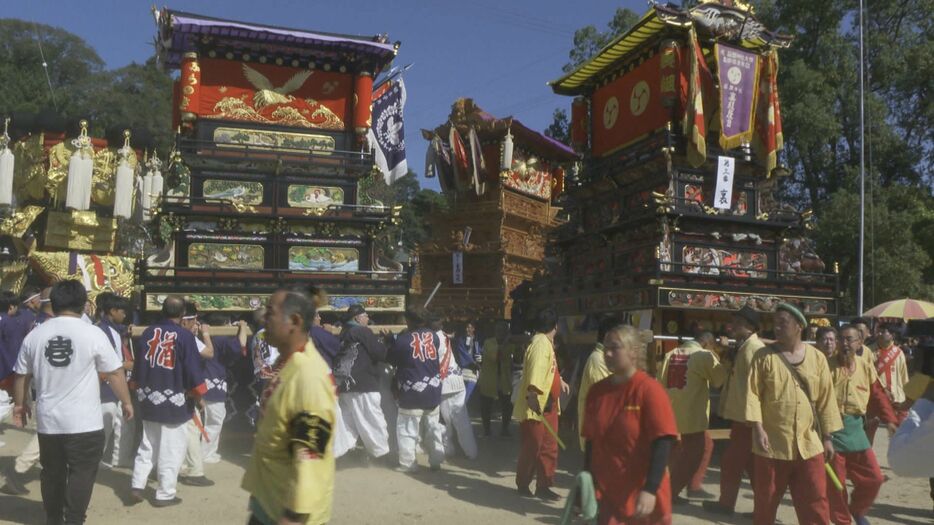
left=583, top=325, right=678, bottom=525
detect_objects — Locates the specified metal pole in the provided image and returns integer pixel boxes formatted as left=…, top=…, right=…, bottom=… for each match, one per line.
left=857, top=0, right=866, bottom=316
left=423, top=281, right=442, bottom=309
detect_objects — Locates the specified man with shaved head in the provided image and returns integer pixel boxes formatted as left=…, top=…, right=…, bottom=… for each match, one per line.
left=128, top=296, right=207, bottom=508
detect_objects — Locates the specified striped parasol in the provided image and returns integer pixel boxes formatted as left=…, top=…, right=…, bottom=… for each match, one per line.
left=863, top=298, right=934, bottom=320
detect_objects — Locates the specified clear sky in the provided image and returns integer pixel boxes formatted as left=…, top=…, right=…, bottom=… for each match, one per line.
left=5, top=0, right=644, bottom=191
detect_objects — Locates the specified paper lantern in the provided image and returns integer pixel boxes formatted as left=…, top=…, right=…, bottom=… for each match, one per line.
left=141, top=153, right=163, bottom=222
left=112, top=130, right=135, bottom=219
left=0, top=118, right=13, bottom=207
left=65, top=120, right=94, bottom=211
left=500, top=129, right=514, bottom=171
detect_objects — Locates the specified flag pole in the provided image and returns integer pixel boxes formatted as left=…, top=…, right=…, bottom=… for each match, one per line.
left=857, top=0, right=866, bottom=316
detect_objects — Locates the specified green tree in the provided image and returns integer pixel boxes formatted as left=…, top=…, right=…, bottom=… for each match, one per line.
left=80, top=58, right=175, bottom=153
left=366, top=172, right=447, bottom=260
left=548, top=8, right=639, bottom=141
left=812, top=184, right=934, bottom=311
left=0, top=20, right=174, bottom=152
left=562, top=8, right=641, bottom=73
left=544, top=108, right=570, bottom=145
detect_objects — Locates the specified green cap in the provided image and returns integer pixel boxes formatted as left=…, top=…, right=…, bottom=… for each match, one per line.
left=775, top=302, right=807, bottom=328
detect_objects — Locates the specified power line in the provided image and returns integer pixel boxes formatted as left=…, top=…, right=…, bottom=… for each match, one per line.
left=33, top=22, right=58, bottom=111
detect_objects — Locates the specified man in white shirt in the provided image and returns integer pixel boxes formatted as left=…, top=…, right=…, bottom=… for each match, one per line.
left=12, top=280, right=134, bottom=525
left=431, top=315, right=477, bottom=460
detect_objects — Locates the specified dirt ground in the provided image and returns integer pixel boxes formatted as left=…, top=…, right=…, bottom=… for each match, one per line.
left=0, top=416, right=931, bottom=525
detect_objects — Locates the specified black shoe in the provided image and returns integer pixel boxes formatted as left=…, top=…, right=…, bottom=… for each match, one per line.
left=687, top=489, right=716, bottom=500
left=672, top=495, right=689, bottom=506
left=535, top=487, right=561, bottom=502
left=179, top=475, right=214, bottom=487
left=517, top=486, right=534, bottom=497
left=152, top=497, right=183, bottom=508
left=0, top=476, right=29, bottom=496
left=127, top=488, right=145, bottom=506
left=702, top=501, right=734, bottom=516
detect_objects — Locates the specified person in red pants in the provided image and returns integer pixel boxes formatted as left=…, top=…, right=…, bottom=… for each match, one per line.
left=704, top=306, right=765, bottom=516
left=656, top=332, right=724, bottom=501
left=583, top=324, right=677, bottom=525
left=827, top=325, right=899, bottom=525
left=745, top=303, right=843, bottom=525
left=513, top=308, right=569, bottom=501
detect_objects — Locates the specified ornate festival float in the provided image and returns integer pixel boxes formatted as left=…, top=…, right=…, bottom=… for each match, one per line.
left=0, top=115, right=146, bottom=302
left=415, top=98, right=577, bottom=321
left=142, top=9, right=407, bottom=321
left=528, top=1, right=839, bottom=351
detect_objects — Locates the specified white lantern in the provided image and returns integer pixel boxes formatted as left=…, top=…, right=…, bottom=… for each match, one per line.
left=500, top=128, right=514, bottom=171
left=0, top=118, right=13, bottom=207
left=65, top=120, right=94, bottom=211
left=112, top=130, right=135, bottom=219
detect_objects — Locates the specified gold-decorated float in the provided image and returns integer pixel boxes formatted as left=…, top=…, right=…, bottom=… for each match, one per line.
left=141, top=9, right=407, bottom=320
left=0, top=117, right=143, bottom=301
left=525, top=1, right=838, bottom=353
left=414, top=99, right=577, bottom=320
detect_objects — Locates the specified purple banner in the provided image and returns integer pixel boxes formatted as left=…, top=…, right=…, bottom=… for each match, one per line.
left=716, top=44, right=759, bottom=149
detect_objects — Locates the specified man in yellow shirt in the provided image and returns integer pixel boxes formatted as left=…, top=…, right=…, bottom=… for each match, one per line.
left=746, top=303, right=842, bottom=525
left=827, top=325, right=898, bottom=525
left=478, top=320, right=517, bottom=437
left=704, top=306, right=765, bottom=516
left=852, top=318, right=877, bottom=366
left=514, top=308, right=569, bottom=501
left=658, top=332, right=725, bottom=501
left=576, top=317, right=615, bottom=450
left=242, top=287, right=336, bottom=525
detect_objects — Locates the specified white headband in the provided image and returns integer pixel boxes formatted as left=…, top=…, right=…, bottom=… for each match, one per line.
left=23, top=293, right=40, bottom=303
left=182, top=315, right=198, bottom=320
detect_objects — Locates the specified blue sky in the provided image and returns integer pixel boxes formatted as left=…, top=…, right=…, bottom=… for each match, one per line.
left=5, top=0, right=644, bottom=191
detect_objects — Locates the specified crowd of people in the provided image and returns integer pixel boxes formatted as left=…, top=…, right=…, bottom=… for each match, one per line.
left=0, top=280, right=931, bottom=525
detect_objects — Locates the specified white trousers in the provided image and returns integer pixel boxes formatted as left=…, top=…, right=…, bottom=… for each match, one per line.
left=201, top=401, right=226, bottom=463
left=180, top=419, right=205, bottom=478
left=396, top=406, right=445, bottom=469
left=131, top=420, right=188, bottom=500
left=101, top=401, right=130, bottom=467
left=440, top=390, right=477, bottom=459
left=335, top=392, right=389, bottom=458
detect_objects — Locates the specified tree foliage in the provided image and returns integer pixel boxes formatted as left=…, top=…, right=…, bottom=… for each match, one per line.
left=0, top=19, right=173, bottom=152
left=562, top=8, right=641, bottom=73
left=544, top=108, right=570, bottom=145
left=366, top=172, right=448, bottom=261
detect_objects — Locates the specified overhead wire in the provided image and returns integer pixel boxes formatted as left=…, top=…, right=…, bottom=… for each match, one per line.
left=33, top=22, right=58, bottom=110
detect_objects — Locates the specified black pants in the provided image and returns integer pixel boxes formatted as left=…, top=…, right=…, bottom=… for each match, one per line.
left=37, top=430, right=105, bottom=525
left=480, top=394, right=512, bottom=436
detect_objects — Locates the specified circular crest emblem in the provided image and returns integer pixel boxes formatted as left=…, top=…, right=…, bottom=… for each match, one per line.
left=630, top=80, right=650, bottom=116
left=603, top=96, right=619, bottom=129
left=728, top=66, right=742, bottom=85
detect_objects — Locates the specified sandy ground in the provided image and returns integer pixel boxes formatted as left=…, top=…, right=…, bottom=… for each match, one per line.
left=0, top=415, right=931, bottom=525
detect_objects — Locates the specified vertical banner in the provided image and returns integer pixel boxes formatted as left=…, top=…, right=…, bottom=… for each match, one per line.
left=368, top=78, right=408, bottom=184
left=714, top=156, right=736, bottom=210
left=452, top=251, right=464, bottom=285
left=715, top=44, right=759, bottom=150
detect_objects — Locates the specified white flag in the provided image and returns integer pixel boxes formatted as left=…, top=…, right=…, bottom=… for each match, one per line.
left=714, top=156, right=735, bottom=210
